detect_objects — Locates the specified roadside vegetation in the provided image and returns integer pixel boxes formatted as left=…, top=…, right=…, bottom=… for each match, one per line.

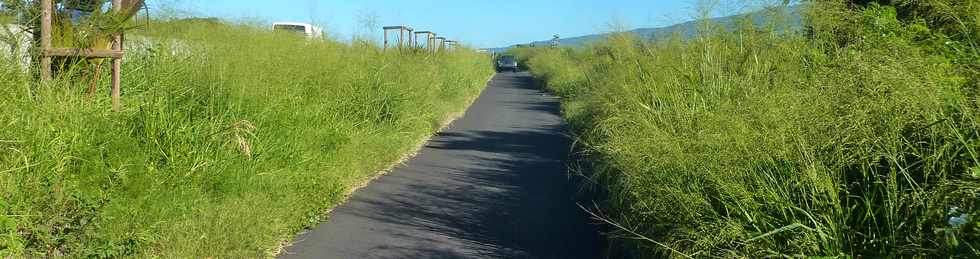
left=0, top=18, right=492, bottom=257
left=514, top=1, right=979, bottom=257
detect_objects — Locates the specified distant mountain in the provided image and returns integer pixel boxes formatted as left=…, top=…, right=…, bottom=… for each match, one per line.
left=493, top=5, right=802, bottom=52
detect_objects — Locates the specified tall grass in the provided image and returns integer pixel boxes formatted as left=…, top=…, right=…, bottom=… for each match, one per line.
left=517, top=2, right=978, bottom=258
left=0, top=19, right=492, bottom=257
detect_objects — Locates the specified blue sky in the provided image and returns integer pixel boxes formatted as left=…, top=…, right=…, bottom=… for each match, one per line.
left=148, top=0, right=753, bottom=48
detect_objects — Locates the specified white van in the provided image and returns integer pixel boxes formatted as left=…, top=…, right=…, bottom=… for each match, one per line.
left=273, top=22, right=323, bottom=39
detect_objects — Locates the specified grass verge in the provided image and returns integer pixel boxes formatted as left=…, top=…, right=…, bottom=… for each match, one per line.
left=0, top=19, right=492, bottom=257
left=515, top=2, right=979, bottom=258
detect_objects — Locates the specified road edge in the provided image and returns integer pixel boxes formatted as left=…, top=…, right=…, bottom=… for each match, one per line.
left=269, top=73, right=498, bottom=257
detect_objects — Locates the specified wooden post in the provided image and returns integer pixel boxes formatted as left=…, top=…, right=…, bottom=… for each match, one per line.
left=414, top=31, right=427, bottom=49
left=429, top=33, right=436, bottom=53
left=407, top=29, right=414, bottom=50
left=383, top=28, right=389, bottom=51
left=434, top=37, right=446, bottom=53
left=111, top=0, right=123, bottom=111
left=40, top=0, right=52, bottom=81
left=36, top=0, right=131, bottom=110
left=383, top=26, right=415, bottom=52
left=445, top=40, right=456, bottom=51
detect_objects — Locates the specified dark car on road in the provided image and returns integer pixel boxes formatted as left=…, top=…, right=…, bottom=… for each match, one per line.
left=495, top=55, right=519, bottom=72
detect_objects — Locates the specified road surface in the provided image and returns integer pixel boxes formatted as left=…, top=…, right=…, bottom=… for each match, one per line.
left=280, top=72, right=603, bottom=259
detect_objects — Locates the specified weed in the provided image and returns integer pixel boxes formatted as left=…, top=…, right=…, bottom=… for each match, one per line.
left=518, top=2, right=979, bottom=257
left=0, top=19, right=492, bottom=257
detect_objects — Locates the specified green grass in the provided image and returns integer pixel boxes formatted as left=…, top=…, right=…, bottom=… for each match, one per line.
left=0, top=20, right=492, bottom=257
left=516, top=2, right=979, bottom=258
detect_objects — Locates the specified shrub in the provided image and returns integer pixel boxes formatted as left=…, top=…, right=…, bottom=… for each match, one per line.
left=521, top=2, right=979, bottom=257
left=0, top=20, right=492, bottom=257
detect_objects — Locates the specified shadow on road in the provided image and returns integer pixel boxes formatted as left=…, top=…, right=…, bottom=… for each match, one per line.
left=281, top=72, right=606, bottom=259
left=343, top=128, right=603, bottom=258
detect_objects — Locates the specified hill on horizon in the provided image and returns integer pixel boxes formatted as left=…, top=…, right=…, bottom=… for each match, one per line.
left=493, top=5, right=801, bottom=51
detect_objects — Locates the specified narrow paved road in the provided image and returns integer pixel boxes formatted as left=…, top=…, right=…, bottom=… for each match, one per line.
left=280, top=72, right=603, bottom=259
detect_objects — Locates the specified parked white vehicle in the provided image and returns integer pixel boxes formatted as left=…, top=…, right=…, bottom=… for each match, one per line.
left=272, top=22, right=323, bottom=39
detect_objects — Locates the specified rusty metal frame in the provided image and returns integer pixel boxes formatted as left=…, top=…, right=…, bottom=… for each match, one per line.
left=414, top=31, right=436, bottom=53
left=434, top=37, right=446, bottom=52
left=40, top=0, right=126, bottom=110
left=445, top=40, right=458, bottom=51
left=382, top=25, right=413, bottom=51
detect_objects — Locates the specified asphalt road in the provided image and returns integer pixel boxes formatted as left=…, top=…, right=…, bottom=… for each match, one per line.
left=279, top=72, right=604, bottom=259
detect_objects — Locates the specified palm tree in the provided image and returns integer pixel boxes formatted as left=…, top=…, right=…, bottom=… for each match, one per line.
left=49, top=0, right=144, bottom=94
